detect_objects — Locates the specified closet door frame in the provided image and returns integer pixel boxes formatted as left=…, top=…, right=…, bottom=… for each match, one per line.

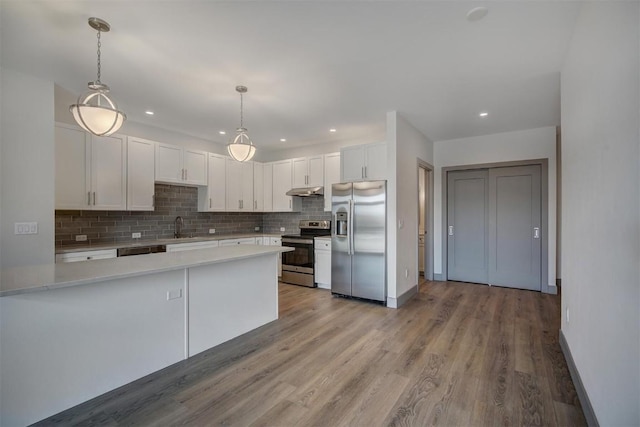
left=440, top=158, right=551, bottom=294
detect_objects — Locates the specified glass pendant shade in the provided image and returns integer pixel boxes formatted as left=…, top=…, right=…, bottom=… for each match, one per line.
left=227, top=128, right=256, bottom=162
left=70, top=89, right=126, bottom=136
left=70, top=17, right=126, bottom=137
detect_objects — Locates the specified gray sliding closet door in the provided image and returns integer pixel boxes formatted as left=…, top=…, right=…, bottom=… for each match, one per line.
left=447, top=170, right=489, bottom=284
left=488, top=165, right=541, bottom=290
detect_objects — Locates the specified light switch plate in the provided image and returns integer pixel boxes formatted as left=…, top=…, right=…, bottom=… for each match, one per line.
left=280, top=227, right=285, bottom=232
left=14, top=222, right=38, bottom=235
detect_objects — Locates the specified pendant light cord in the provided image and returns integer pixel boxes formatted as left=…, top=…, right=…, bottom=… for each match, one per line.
left=239, top=92, right=244, bottom=128
left=96, top=30, right=102, bottom=84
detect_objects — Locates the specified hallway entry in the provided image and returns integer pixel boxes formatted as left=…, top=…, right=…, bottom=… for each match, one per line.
left=447, top=165, right=542, bottom=291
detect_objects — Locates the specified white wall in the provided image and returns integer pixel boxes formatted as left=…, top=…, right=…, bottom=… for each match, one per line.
left=386, top=111, right=434, bottom=305
left=433, top=127, right=557, bottom=289
left=560, top=2, right=639, bottom=425
left=1, top=68, right=55, bottom=268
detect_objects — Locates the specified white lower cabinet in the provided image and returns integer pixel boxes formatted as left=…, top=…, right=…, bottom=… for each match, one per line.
left=55, top=249, right=118, bottom=263
left=270, top=237, right=282, bottom=277
left=314, top=238, right=331, bottom=289
left=166, top=241, right=220, bottom=252
left=219, top=237, right=256, bottom=246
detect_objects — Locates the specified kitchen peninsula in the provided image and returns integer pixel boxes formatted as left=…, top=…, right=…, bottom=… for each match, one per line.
left=0, top=245, right=292, bottom=426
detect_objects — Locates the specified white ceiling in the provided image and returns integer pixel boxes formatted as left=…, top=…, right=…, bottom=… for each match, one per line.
left=1, top=1, right=580, bottom=151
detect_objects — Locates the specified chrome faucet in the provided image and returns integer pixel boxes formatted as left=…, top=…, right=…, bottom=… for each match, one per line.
left=174, top=216, right=184, bottom=239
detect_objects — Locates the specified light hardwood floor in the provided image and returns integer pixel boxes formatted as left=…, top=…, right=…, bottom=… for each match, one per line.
left=37, top=280, right=586, bottom=426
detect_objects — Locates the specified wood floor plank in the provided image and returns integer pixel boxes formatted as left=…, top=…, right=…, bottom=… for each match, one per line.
left=37, top=281, right=587, bottom=426
left=383, top=352, right=448, bottom=426
left=339, top=372, right=410, bottom=427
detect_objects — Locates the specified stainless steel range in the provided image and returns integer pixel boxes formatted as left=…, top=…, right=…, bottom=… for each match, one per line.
left=281, top=220, right=331, bottom=287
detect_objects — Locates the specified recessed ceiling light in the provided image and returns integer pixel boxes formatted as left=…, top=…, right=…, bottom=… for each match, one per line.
left=145, top=111, right=154, bottom=115
left=280, top=138, right=287, bottom=142
left=467, top=6, right=489, bottom=22
left=479, top=111, right=489, bottom=117
left=329, top=128, right=337, bottom=133
left=219, top=131, right=226, bottom=135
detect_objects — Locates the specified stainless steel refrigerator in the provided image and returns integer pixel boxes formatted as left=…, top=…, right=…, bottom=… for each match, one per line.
left=331, top=180, right=386, bottom=303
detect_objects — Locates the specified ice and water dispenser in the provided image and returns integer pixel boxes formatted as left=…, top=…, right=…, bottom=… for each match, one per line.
left=335, top=211, right=348, bottom=236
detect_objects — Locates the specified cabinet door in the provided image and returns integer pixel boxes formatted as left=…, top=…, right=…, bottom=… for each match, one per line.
left=205, top=153, right=226, bottom=211
left=341, top=145, right=365, bottom=182
left=308, top=156, right=324, bottom=187
left=315, top=250, right=331, bottom=288
left=91, top=134, right=127, bottom=210
left=240, top=162, right=254, bottom=211
left=253, top=162, right=264, bottom=211
left=184, top=149, right=207, bottom=185
left=263, top=163, right=273, bottom=212
left=155, top=143, right=183, bottom=183
left=364, top=142, right=386, bottom=180
left=272, top=160, right=293, bottom=211
left=55, top=124, right=90, bottom=209
left=226, top=159, right=242, bottom=211
left=292, top=157, right=308, bottom=187
left=127, top=137, right=155, bottom=211
left=323, top=152, right=341, bottom=212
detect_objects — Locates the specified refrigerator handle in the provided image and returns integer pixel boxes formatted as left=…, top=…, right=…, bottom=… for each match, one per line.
left=348, top=199, right=354, bottom=255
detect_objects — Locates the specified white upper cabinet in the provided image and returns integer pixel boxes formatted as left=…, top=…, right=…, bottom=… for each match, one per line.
left=253, top=162, right=264, bottom=212
left=55, top=124, right=90, bottom=209
left=55, top=123, right=126, bottom=211
left=155, top=142, right=207, bottom=186
left=225, top=159, right=254, bottom=211
left=341, top=141, right=386, bottom=182
left=127, top=137, right=156, bottom=211
left=198, top=153, right=226, bottom=212
left=292, top=155, right=324, bottom=187
left=263, top=163, right=273, bottom=212
left=272, top=159, right=301, bottom=212
left=89, top=134, right=128, bottom=210
left=323, top=152, right=341, bottom=212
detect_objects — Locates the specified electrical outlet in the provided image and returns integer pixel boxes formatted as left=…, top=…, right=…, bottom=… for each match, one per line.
left=280, top=227, right=286, bottom=232
left=132, top=232, right=142, bottom=239
left=255, top=226, right=260, bottom=231
left=209, top=228, right=216, bottom=234
left=404, top=268, right=409, bottom=278
left=566, top=307, right=570, bottom=323
left=75, top=235, right=87, bottom=242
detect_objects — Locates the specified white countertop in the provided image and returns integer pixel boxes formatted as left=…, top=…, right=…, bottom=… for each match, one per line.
left=55, top=233, right=283, bottom=254
left=1, top=245, right=293, bottom=297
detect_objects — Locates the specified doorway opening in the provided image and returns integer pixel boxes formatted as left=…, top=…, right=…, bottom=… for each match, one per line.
left=418, top=162, right=434, bottom=281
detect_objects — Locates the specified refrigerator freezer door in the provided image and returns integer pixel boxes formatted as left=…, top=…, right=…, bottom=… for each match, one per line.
left=352, top=180, right=386, bottom=302
left=331, top=182, right=353, bottom=296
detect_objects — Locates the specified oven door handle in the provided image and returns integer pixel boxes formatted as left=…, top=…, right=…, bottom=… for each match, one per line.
left=282, top=238, right=314, bottom=245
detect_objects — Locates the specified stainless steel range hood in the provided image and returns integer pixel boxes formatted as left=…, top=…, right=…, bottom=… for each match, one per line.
left=286, top=186, right=324, bottom=197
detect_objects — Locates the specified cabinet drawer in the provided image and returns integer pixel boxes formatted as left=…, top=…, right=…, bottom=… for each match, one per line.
left=56, top=249, right=117, bottom=263
left=314, top=239, right=331, bottom=250
left=220, top=238, right=256, bottom=246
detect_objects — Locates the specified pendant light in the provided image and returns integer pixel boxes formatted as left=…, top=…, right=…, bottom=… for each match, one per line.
left=70, top=17, right=126, bottom=136
left=227, top=86, right=256, bottom=162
